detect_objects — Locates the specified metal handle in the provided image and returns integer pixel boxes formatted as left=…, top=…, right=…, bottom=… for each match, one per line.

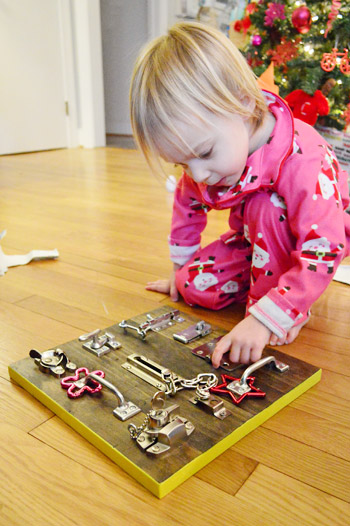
left=240, top=356, right=288, bottom=387
left=87, top=373, right=126, bottom=408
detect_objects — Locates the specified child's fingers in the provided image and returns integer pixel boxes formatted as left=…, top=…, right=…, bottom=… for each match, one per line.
left=211, top=336, right=232, bottom=368
left=145, top=280, right=170, bottom=293
left=170, top=284, right=179, bottom=301
left=238, top=347, right=251, bottom=364
left=250, top=347, right=264, bottom=363
left=269, top=334, right=279, bottom=346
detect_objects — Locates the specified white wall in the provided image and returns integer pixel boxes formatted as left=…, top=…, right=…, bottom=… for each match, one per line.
left=100, top=0, right=148, bottom=135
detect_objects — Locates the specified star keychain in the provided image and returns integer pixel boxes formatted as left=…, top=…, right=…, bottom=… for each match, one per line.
left=210, top=373, right=266, bottom=405
left=60, top=367, right=105, bottom=398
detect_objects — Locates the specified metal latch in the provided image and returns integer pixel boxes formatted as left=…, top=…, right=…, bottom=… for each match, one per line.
left=119, top=309, right=185, bottom=340
left=122, top=354, right=184, bottom=392
left=189, top=393, right=232, bottom=420
left=128, top=391, right=194, bottom=455
left=79, top=329, right=121, bottom=357
left=191, top=337, right=242, bottom=372
left=173, top=320, right=212, bottom=344
left=29, top=348, right=77, bottom=377
left=210, top=355, right=289, bottom=405
left=86, top=372, right=141, bottom=421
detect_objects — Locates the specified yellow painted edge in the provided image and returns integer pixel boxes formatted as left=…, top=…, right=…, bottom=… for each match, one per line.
left=9, top=365, right=321, bottom=499
left=8, top=366, right=161, bottom=497
left=157, top=368, right=322, bottom=498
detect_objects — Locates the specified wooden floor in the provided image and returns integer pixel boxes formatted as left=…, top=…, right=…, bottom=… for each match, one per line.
left=1, top=147, right=350, bottom=525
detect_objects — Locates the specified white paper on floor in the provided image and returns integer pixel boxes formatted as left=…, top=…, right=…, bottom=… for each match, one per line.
left=333, top=265, right=350, bottom=285
left=0, top=230, right=59, bottom=276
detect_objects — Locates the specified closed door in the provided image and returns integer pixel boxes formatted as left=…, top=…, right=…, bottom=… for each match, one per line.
left=0, top=0, right=68, bottom=154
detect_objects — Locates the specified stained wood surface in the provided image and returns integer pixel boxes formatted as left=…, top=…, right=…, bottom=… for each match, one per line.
left=1, top=148, right=350, bottom=522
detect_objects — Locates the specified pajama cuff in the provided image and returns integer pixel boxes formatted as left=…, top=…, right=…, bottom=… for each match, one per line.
left=248, top=289, right=304, bottom=338
left=169, top=242, right=200, bottom=266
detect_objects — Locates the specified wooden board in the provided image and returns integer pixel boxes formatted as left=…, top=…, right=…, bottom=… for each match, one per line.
left=8, top=306, right=321, bottom=498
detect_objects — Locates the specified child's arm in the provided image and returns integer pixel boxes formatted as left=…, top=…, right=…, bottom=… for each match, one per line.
left=169, top=172, right=209, bottom=266
left=211, top=316, right=271, bottom=366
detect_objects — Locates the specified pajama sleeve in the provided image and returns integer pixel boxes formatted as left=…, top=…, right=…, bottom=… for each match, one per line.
left=169, top=172, right=210, bottom=265
left=249, top=143, right=350, bottom=338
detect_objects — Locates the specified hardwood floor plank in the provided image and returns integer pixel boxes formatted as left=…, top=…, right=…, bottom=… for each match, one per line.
left=16, top=295, right=114, bottom=329
left=1, top=377, right=53, bottom=432
left=315, top=369, right=350, bottom=401
left=236, top=464, right=350, bottom=526
left=290, top=387, right=350, bottom=423
left=0, top=423, right=182, bottom=526
left=263, top=406, right=350, bottom=461
left=233, top=427, right=350, bottom=501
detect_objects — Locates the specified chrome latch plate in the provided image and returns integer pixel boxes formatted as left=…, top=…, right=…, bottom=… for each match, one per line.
left=173, top=320, right=212, bottom=344
left=189, top=394, right=232, bottom=420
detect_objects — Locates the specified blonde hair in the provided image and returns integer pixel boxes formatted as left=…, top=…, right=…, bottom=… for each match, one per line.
left=130, top=21, right=267, bottom=171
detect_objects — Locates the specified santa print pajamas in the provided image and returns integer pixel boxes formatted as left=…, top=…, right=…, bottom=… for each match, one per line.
left=169, top=91, right=350, bottom=339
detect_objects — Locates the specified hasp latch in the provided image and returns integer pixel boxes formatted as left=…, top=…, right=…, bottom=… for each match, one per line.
left=173, top=320, right=212, bottom=344
left=191, top=337, right=242, bottom=372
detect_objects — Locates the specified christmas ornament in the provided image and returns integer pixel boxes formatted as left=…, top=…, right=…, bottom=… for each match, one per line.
left=325, top=0, right=342, bottom=38
left=246, top=3, right=258, bottom=16
left=251, top=34, right=262, bottom=46
left=284, top=89, right=330, bottom=126
left=291, top=5, right=312, bottom=34
left=264, top=2, right=286, bottom=27
left=320, top=78, right=336, bottom=97
left=321, top=48, right=350, bottom=75
left=267, top=37, right=301, bottom=70
left=233, top=15, right=251, bottom=34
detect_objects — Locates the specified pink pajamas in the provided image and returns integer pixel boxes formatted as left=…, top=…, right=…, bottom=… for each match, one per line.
left=169, top=92, right=350, bottom=339
left=176, top=190, right=297, bottom=313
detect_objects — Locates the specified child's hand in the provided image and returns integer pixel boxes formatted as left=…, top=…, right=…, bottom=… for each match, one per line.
left=145, top=264, right=181, bottom=301
left=211, top=316, right=272, bottom=367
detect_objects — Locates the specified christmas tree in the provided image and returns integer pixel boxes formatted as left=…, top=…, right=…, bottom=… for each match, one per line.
left=232, top=0, right=350, bottom=130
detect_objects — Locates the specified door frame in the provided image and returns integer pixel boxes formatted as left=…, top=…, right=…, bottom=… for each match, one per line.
left=60, top=0, right=105, bottom=148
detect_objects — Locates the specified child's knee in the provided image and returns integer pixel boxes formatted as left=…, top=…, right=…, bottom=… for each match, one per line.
left=175, top=261, right=248, bottom=309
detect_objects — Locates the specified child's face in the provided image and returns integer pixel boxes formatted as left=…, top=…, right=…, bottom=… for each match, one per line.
left=158, top=111, right=251, bottom=187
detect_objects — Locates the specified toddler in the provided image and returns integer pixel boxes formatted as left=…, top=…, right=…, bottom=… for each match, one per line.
left=129, top=22, right=350, bottom=366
